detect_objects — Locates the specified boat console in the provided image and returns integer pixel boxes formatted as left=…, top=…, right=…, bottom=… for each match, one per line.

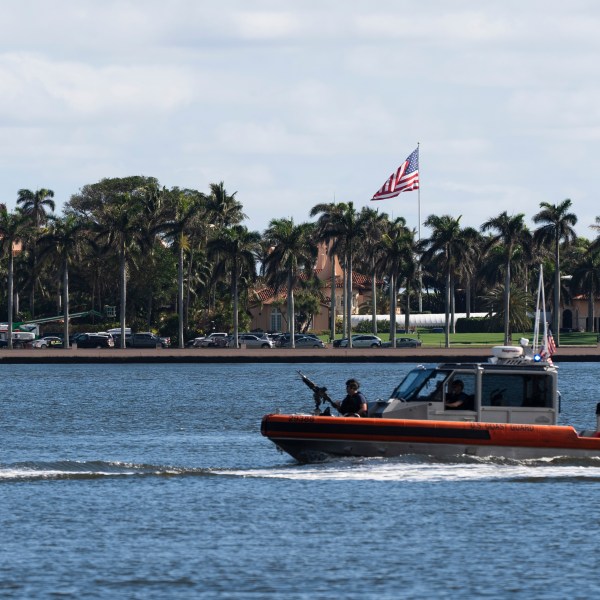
left=368, top=346, right=559, bottom=426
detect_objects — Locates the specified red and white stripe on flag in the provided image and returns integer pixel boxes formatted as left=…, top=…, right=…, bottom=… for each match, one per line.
left=371, top=147, right=419, bottom=201
left=547, top=331, right=556, bottom=355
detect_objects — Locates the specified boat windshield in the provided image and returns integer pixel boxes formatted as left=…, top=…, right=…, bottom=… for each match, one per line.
left=390, top=368, right=450, bottom=402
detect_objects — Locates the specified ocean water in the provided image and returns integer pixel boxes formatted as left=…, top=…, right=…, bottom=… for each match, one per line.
left=2, top=361, right=600, bottom=599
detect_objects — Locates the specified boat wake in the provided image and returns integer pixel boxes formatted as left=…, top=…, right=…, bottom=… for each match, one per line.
left=0, top=460, right=215, bottom=482
left=222, top=454, right=600, bottom=483
left=4, top=456, right=600, bottom=483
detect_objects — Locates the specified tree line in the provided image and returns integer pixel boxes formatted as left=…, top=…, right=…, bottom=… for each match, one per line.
left=2, top=175, right=599, bottom=349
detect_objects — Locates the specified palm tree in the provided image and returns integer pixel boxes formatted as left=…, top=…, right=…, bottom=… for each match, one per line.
left=264, top=218, right=316, bottom=348
left=358, top=207, right=388, bottom=335
left=163, top=191, right=207, bottom=348
left=0, top=206, right=31, bottom=349
left=16, top=188, right=56, bottom=316
left=569, top=243, right=600, bottom=332
left=376, top=218, right=415, bottom=346
left=207, top=225, right=260, bottom=348
left=533, top=199, right=578, bottom=346
left=481, top=212, right=532, bottom=345
left=16, top=188, right=56, bottom=227
left=309, top=202, right=368, bottom=347
left=38, top=214, right=87, bottom=348
left=455, top=227, right=482, bottom=317
left=93, top=192, right=145, bottom=348
left=205, top=182, right=246, bottom=228
left=310, top=202, right=346, bottom=342
left=420, top=215, right=467, bottom=348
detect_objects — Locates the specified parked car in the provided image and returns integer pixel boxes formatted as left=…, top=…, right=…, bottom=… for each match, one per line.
left=381, top=337, right=422, bottom=348
left=194, top=332, right=229, bottom=348
left=335, top=334, right=382, bottom=348
left=159, top=336, right=171, bottom=348
left=279, top=335, right=325, bottom=348
left=275, top=333, right=321, bottom=347
left=75, top=333, right=115, bottom=348
left=112, top=332, right=167, bottom=348
left=227, top=333, right=274, bottom=348
left=32, top=336, right=64, bottom=349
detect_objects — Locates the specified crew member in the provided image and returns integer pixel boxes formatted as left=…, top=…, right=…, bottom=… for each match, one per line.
left=332, top=378, right=368, bottom=417
left=445, top=379, right=469, bottom=409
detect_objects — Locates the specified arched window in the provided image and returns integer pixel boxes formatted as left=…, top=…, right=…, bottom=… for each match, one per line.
left=270, top=308, right=282, bottom=332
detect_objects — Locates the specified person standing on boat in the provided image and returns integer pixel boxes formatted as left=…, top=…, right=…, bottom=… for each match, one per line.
left=331, top=379, right=368, bottom=417
left=445, top=379, right=470, bottom=409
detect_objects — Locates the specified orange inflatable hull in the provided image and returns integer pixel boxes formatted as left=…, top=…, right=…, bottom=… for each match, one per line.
left=261, top=414, right=600, bottom=462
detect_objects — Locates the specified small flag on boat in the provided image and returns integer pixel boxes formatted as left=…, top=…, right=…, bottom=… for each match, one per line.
left=371, top=147, right=419, bottom=201
left=540, top=330, right=556, bottom=363
left=547, top=330, right=556, bottom=355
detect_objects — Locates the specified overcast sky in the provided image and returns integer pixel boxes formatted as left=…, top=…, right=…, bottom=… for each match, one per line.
left=2, top=1, right=600, bottom=238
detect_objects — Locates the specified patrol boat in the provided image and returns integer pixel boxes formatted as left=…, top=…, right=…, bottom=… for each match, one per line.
left=261, top=344, right=600, bottom=463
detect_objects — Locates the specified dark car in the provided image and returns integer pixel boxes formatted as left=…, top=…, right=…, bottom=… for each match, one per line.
left=112, top=332, right=166, bottom=348
left=381, top=337, right=422, bottom=348
left=75, top=333, right=115, bottom=348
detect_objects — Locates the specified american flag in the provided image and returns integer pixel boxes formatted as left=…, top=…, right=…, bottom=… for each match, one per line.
left=540, top=330, right=556, bottom=363
left=371, top=147, right=419, bottom=201
left=547, top=330, right=556, bottom=355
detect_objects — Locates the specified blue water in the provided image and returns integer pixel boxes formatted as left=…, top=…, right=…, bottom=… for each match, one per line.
left=2, top=362, right=600, bottom=599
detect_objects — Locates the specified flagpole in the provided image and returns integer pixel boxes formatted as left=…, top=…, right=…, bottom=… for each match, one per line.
left=417, top=142, right=423, bottom=313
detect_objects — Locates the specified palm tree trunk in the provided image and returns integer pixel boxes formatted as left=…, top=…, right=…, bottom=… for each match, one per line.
left=390, top=274, right=397, bottom=348
left=587, top=284, right=594, bottom=333
left=371, top=256, right=377, bottom=335
left=287, top=270, right=295, bottom=348
left=178, top=242, right=184, bottom=348
left=185, top=247, right=193, bottom=332
left=119, top=245, right=127, bottom=349
left=62, top=258, right=70, bottom=349
left=7, top=251, right=14, bottom=350
left=444, top=267, right=451, bottom=348
left=342, top=262, right=347, bottom=339
left=503, top=260, right=511, bottom=345
left=554, top=239, right=560, bottom=346
left=451, top=274, right=456, bottom=334
left=466, top=278, right=472, bottom=317
left=347, top=250, right=353, bottom=348
left=330, top=246, right=336, bottom=342
left=232, top=259, right=239, bottom=349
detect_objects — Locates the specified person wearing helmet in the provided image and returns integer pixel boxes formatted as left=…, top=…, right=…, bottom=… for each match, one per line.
left=332, top=378, right=368, bottom=417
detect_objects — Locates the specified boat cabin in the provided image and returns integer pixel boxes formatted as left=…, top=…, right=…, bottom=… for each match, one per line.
left=369, top=347, right=559, bottom=426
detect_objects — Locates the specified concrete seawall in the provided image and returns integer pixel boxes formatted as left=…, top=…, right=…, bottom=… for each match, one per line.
left=1, top=346, right=599, bottom=363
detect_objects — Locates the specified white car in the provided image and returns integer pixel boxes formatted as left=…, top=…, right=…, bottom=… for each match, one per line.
left=227, top=333, right=274, bottom=348
left=338, top=334, right=383, bottom=348
left=32, top=336, right=64, bottom=349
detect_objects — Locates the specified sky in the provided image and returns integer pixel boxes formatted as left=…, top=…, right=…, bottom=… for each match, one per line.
left=2, top=1, right=600, bottom=239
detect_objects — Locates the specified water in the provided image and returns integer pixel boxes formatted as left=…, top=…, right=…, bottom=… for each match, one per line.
left=2, top=362, right=600, bottom=599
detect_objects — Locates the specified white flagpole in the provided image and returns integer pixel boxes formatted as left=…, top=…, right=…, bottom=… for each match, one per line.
left=417, top=142, right=423, bottom=313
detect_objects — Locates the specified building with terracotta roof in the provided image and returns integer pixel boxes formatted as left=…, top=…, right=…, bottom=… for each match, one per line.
left=248, top=242, right=375, bottom=333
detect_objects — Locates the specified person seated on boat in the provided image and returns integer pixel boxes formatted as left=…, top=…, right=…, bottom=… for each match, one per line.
left=445, top=379, right=470, bottom=410
left=331, top=378, right=368, bottom=417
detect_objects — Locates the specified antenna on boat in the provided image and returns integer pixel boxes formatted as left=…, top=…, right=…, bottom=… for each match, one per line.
left=532, top=266, right=555, bottom=364
left=533, top=266, right=544, bottom=355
